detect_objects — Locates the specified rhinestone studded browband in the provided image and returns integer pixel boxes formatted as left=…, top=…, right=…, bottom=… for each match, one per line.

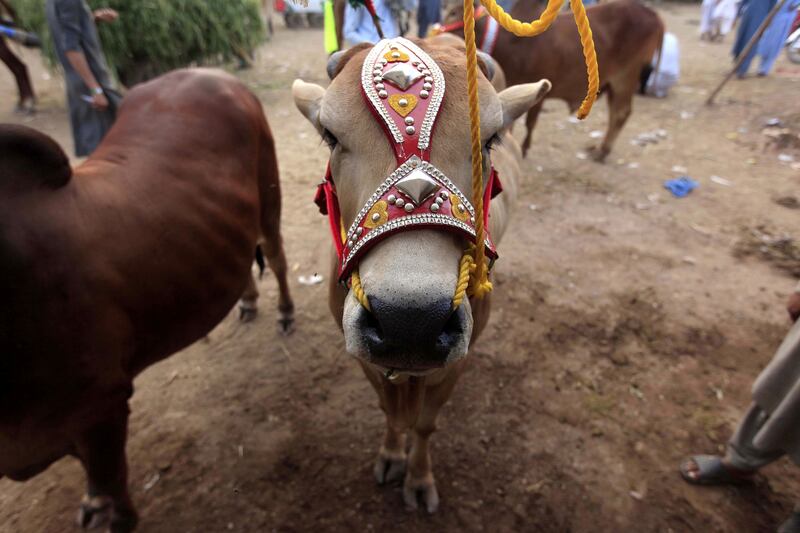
left=315, top=37, right=501, bottom=282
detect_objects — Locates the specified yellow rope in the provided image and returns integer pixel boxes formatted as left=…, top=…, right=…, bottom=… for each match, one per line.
left=455, top=0, right=599, bottom=305
left=351, top=270, right=371, bottom=311
left=452, top=252, right=475, bottom=310
left=479, top=0, right=562, bottom=36
left=462, top=0, right=493, bottom=303
left=567, top=0, right=600, bottom=119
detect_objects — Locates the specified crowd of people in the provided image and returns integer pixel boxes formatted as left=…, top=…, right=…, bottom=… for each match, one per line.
left=702, top=0, right=800, bottom=77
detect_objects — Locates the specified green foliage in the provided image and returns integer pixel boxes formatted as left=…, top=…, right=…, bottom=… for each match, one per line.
left=12, top=0, right=264, bottom=84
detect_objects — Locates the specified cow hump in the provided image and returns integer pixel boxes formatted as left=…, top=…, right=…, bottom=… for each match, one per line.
left=0, top=125, right=71, bottom=191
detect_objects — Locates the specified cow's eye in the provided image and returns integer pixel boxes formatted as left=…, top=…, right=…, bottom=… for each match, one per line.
left=485, top=133, right=502, bottom=152
left=322, top=128, right=338, bottom=149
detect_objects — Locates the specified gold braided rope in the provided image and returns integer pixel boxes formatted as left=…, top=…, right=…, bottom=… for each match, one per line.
left=448, top=0, right=600, bottom=309
left=452, top=249, right=476, bottom=310
left=477, top=0, right=599, bottom=118
left=461, top=0, right=493, bottom=304
left=351, top=270, right=371, bottom=311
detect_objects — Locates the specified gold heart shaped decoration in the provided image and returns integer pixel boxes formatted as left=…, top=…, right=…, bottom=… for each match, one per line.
left=388, top=94, right=418, bottom=117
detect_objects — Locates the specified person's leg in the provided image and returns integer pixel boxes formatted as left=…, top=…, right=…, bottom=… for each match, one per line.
left=725, top=403, right=785, bottom=470
left=417, top=4, right=429, bottom=39
left=681, top=403, right=784, bottom=484
left=736, top=48, right=757, bottom=78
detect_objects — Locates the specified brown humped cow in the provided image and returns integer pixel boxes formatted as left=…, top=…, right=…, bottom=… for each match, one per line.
left=293, top=37, right=550, bottom=512
left=441, top=0, right=664, bottom=161
left=0, top=68, right=293, bottom=532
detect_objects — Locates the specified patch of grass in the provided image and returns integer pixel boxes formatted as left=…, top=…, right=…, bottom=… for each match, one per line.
left=13, top=0, right=264, bottom=85
left=583, top=393, right=616, bottom=417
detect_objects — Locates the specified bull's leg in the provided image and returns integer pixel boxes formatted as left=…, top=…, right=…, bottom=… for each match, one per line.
left=520, top=101, right=543, bottom=158
left=238, top=270, right=260, bottom=322
left=404, top=368, right=462, bottom=514
left=259, top=227, right=293, bottom=333
left=589, top=81, right=634, bottom=163
left=0, top=37, right=35, bottom=113
left=258, top=129, right=295, bottom=334
left=374, top=416, right=408, bottom=485
left=73, top=404, right=138, bottom=533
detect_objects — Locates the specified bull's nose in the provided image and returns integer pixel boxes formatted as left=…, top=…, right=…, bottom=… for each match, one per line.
left=357, top=296, right=468, bottom=369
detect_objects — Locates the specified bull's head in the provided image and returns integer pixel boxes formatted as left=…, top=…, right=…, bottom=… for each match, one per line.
left=293, top=39, right=549, bottom=373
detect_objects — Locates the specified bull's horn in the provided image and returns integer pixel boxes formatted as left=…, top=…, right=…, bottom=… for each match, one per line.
left=327, top=50, right=347, bottom=80
left=477, top=51, right=497, bottom=82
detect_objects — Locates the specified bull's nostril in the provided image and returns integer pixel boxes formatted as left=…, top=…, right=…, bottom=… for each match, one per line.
left=436, top=306, right=464, bottom=352
left=359, top=304, right=385, bottom=350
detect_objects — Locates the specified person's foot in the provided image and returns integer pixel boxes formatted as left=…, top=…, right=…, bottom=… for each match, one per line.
left=679, top=455, right=756, bottom=485
left=778, top=511, right=800, bottom=533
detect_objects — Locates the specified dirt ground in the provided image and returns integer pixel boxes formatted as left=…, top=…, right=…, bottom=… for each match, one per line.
left=2, top=3, right=800, bottom=532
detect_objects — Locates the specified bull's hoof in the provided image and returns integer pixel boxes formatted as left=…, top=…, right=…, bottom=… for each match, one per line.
left=14, top=97, right=37, bottom=115
left=238, top=301, right=258, bottom=323
left=374, top=451, right=406, bottom=485
left=586, top=144, right=609, bottom=163
left=403, top=474, right=439, bottom=514
left=278, top=312, right=295, bottom=335
left=77, top=496, right=112, bottom=529
left=77, top=495, right=138, bottom=533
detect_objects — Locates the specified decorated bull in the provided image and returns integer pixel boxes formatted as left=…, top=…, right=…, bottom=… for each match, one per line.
left=293, top=37, right=550, bottom=512
left=0, top=69, right=294, bottom=531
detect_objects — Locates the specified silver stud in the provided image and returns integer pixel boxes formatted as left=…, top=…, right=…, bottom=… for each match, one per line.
left=398, top=98, right=408, bottom=107
left=424, top=76, right=433, bottom=83
left=423, top=83, right=432, bottom=91
left=378, top=90, right=388, bottom=99
left=380, top=58, right=388, bottom=65
left=374, top=68, right=382, bottom=75
left=430, top=203, right=440, bottom=213
left=422, top=69, right=430, bottom=75
left=373, top=75, right=382, bottom=83
left=391, top=51, right=400, bottom=59
left=356, top=227, right=364, bottom=235
left=412, top=60, right=419, bottom=66
left=435, top=197, right=444, bottom=206
left=404, top=203, right=414, bottom=212
left=348, top=240, right=355, bottom=248
left=375, top=83, right=385, bottom=90
left=372, top=213, right=381, bottom=222
left=457, top=204, right=465, bottom=213
left=406, top=126, right=415, bottom=135
left=439, top=191, right=449, bottom=199
left=390, top=44, right=398, bottom=50
left=395, top=198, right=405, bottom=208
left=404, top=116, right=415, bottom=125
left=470, top=216, right=476, bottom=223
left=387, top=194, right=397, bottom=204
left=420, top=90, right=429, bottom=99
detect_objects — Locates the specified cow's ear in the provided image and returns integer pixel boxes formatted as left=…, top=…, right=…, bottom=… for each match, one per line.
left=498, top=80, right=551, bottom=129
left=292, top=80, right=326, bottom=134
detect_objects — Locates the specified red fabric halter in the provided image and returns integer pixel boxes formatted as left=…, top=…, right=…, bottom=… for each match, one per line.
left=314, top=37, right=501, bottom=283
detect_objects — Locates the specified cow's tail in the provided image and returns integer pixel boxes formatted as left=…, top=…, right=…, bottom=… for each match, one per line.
left=642, top=15, right=665, bottom=94
left=255, top=243, right=266, bottom=279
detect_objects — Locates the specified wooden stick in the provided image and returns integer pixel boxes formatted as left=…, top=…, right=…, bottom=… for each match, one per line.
left=706, top=0, right=790, bottom=105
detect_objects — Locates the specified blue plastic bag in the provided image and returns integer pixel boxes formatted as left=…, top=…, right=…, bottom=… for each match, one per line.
left=664, top=177, right=698, bottom=198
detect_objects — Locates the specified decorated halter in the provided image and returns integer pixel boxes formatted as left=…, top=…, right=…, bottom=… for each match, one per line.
left=315, top=37, right=502, bottom=289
